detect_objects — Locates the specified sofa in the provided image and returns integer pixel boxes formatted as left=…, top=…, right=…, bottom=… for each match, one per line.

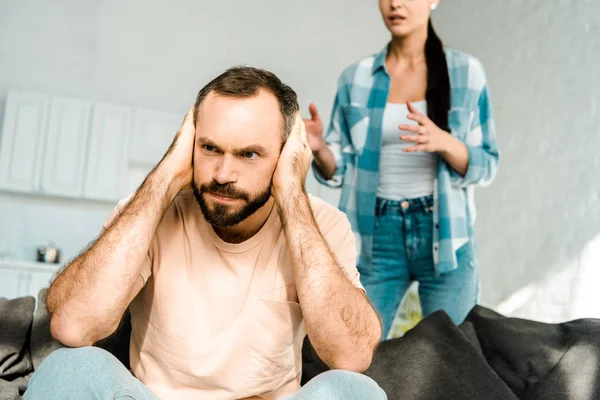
left=3, top=290, right=600, bottom=400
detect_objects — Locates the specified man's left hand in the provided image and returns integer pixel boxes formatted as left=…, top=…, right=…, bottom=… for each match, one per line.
left=272, top=112, right=312, bottom=202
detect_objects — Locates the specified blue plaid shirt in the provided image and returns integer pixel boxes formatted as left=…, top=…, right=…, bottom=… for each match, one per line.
left=313, top=45, right=499, bottom=274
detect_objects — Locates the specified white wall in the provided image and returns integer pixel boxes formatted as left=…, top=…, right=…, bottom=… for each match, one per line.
left=0, top=0, right=387, bottom=261
left=433, top=0, right=600, bottom=321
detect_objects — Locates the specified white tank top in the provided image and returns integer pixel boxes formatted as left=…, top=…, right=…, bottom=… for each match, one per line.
left=377, top=101, right=437, bottom=201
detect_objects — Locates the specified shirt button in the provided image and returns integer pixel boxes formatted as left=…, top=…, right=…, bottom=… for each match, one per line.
left=434, top=246, right=438, bottom=251
left=401, top=201, right=410, bottom=209
left=435, top=224, right=440, bottom=229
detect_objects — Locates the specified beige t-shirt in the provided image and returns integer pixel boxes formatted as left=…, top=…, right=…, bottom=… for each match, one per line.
left=104, top=191, right=362, bottom=400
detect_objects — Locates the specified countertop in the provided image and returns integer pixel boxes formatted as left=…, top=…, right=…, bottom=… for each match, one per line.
left=0, top=259, right=64, bottom=272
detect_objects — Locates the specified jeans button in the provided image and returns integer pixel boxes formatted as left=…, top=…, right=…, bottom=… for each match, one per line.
left=401, top=201, right=410, bottom=209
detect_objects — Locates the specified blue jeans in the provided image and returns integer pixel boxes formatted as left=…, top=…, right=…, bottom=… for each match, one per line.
left=24, top=347, right=387, bottom=400
left=359, top=196, right=478, bottom=339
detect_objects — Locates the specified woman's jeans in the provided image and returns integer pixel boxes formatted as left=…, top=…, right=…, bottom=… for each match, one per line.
left=358, top=196, right=478, bottom=339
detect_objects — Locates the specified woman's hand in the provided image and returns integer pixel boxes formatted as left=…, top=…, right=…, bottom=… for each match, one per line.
left=303, top=103, right=326, bottom=153
left=399, top=101, right=469, bottom=176
left=398, top=101, right=452, bottom=153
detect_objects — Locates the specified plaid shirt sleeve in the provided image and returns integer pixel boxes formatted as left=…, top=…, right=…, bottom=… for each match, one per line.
left=450, top=61, right=499, bottom=188
left=312, top=75, right=351, bottom=188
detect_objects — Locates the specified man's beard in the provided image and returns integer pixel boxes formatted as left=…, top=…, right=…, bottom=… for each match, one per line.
left=192, top=179, right=271, bottom=228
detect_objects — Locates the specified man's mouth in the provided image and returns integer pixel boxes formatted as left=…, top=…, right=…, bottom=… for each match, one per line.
left=208, top=192, right=241, bottom=202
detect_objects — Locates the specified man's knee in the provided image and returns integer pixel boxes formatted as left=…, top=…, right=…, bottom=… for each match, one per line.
left=308, top=370, right=387, bottom=399
left=39, top=346, right=117, bottom=373
left=25, top=347, right=121, bottom=396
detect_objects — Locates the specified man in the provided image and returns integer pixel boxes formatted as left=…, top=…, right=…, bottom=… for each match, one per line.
left=25, top=67, right=385, bottom=400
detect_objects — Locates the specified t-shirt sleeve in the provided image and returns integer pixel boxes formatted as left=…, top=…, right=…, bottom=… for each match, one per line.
left=102, top=195, right=153, bottom=284
left=102, top=195, right=132, bottom=230
left=313, top=199, right=364, bottom=292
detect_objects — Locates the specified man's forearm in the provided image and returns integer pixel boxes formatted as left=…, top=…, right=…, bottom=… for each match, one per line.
left=47, top=166, right=178, bottom=346
left=278, top=193, right=381, bottom=372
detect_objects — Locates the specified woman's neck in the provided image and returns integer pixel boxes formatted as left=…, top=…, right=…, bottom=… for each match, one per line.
left=387, top=25, right=428, bottom=68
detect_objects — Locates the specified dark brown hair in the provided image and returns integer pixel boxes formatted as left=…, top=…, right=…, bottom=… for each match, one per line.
left=425, top=19, right=451, bottom=132
left=194, top=66, right=299, bottom=141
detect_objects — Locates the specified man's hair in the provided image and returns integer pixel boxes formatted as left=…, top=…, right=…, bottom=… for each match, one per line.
left=194, top=66, right=299, bottom=141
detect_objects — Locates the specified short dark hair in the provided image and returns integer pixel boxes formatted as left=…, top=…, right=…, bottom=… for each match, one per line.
left=194, top=66, right=299, bottom=141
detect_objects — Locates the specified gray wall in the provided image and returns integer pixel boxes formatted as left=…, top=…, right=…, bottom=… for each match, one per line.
left=1, top=0, right=599, bottom=321
left=433, top=0, right=600, bottom=320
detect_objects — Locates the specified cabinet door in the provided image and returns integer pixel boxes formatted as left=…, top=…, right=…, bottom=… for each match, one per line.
left=129, top=109, right=182, bottom=165
left=0, top=91, right=49, bottom=192
left=126, top=163, right=152, bottom=196
left=84, top=103, right=132, bottom=201
left=0, top=267, right=30, bottom=299
left=28, top=269, right=56, bottom=299
left=41, top=97, right=91, bottom=197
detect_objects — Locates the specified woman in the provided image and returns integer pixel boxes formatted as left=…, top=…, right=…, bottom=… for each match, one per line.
left=306, top=0, right=499, bottom=339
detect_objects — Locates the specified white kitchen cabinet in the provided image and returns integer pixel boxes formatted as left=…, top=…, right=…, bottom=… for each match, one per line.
left=0, top=92, right=94, bottom=199
left=0, top=267, right=30, bottom=299
left=129, top=109, right=182, bottom=165
left=27, top=268, right=56, bottom=299
left=0, top=261, right=60, bottom=300
left=0, top=91, right=49, bottom=192
left=126, top=163, right=151, bottom=196
left=0, top=91, right=186, bottom=202
left=41, top=97, right=92, bottom=197
left=84, top=103, right=132, bottom=201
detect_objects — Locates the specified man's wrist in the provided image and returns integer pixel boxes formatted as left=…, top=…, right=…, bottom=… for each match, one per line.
left=274, top=185, right=309, bottom=219
left=149, top=163, right=184, bottom=203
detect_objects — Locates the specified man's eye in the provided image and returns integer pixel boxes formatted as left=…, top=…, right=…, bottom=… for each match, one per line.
left=203, top=145, right=216, bottom=152
left=244, top=152, right=257, bottom=159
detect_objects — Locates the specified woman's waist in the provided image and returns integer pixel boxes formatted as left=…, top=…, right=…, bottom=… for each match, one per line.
left=375, top=195, right=434, bottom=216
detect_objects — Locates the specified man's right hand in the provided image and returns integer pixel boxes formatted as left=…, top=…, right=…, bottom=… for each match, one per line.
left=303, top=103, right=326, bottom=154
left=159, top=106, right=196, bottom=193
